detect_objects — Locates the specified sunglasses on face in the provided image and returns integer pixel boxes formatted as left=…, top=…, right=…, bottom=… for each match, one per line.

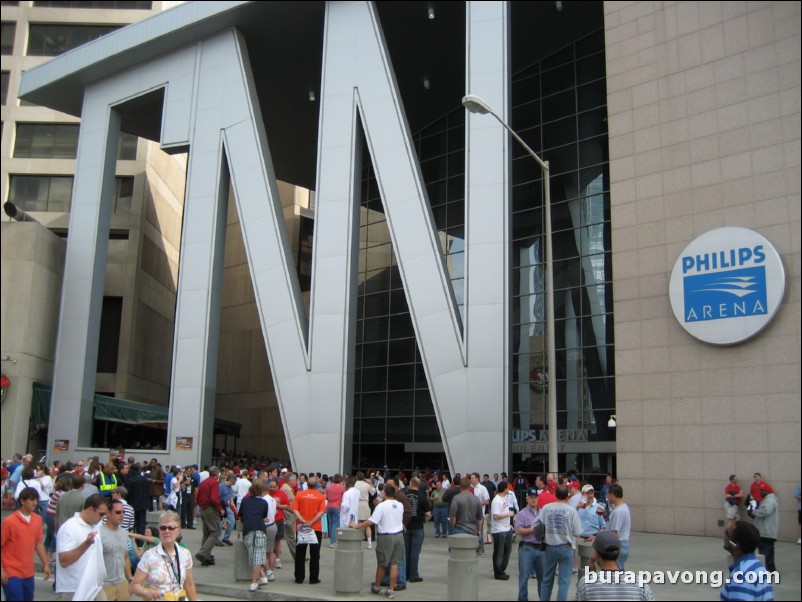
left=159, top=525, right=179, bottom=532
left=112, top=510, right=124, bottom=515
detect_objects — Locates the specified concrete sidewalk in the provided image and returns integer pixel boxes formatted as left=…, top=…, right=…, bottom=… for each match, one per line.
left=187, top=522, right=799, bottom=601
left=9, top=511, right=801, bottom=601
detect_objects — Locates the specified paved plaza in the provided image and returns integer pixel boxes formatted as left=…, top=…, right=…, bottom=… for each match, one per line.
left=7, top=509, right=800, bottom=601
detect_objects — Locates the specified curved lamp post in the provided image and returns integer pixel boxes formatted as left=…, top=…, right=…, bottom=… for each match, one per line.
left=462, top=94, right=558, bottom=474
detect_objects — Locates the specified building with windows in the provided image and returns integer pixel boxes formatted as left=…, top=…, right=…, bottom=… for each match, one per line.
left=1, top=0, right=185, bottom=456
left=3, top=1, right=800, bottom=539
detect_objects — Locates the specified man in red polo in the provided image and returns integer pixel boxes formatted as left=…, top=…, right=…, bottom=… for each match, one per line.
left=195, top=466, right=224, bottom=567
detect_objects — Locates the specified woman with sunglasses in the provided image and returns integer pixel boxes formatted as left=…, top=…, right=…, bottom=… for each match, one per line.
left=131, top=511, right=197, bottom=600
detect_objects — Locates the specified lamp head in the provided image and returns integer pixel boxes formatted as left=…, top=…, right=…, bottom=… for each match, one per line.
left=607, top=415, right=617, bottom=429
left=462, top=94, right=492, bottom=115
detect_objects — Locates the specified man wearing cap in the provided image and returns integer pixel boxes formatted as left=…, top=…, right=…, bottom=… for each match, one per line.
left=567, top=481, right=582, bottom=509
left=576, top=530, right=655, bottom=601
left=534, top=484, right=584, bottom=601
left=721, top=522, right=774, bottom=601
left=577, top=485, right=606, bottom=538
left=514, top=488, right=544, bottom=601
left=748, top=483, right=779, bottom=573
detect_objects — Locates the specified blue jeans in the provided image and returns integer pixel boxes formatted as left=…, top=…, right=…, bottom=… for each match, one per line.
left=617, top=539, right=630, bottom=570
left=540, top=544, right=573, bottom=601
left=2, top=576, right=34, bottom=602
left=327, top=507, right=341, bottom=543
left=44, top=511, right=56, bottom=553
left=518, top=543, right=544, bottom=601
left=492, top=530, right=512, bottom=576
left=217, top=505, right=234, bottom=543
left=433, top=506, right=449, bottom=536
left=404, top=529, right=424, bottom=579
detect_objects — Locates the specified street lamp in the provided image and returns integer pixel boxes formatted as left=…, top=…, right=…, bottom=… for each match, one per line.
left=462, top=94, right=558, bottom=474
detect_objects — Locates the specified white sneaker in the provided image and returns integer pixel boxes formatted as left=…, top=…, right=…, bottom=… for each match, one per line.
left=258, top=576, right=268, bottom=586
left=267, top=571, right=276, bottom=581
left=249, top=582, right=259, bottom=592
left=275, top=558, right=282, bottom=568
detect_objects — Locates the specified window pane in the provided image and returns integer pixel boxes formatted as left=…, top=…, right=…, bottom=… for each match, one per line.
left=27, top=24, right=120, bottom=56
left=14, top=123, right=79, bottom=158
left=9, top=175, right=73, bottom=212
left=1, top=22, right=15, bottom=55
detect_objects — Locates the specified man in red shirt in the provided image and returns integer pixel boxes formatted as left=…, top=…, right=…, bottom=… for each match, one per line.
left=725, top=474, right=745, bottom=530
left=749, top=473, right=773, bottom=503
left=536, top=475, right=557, bottom=508
left=195, top=466, right=224, bottom=566
left=1, top=487, right=51, bottom=601
left=291, top=476, right=326, bottom=585
left=268, top=479, right=291, bottom=569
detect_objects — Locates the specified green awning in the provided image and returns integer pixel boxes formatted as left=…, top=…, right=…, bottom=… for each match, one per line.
left=31, top=382, right=52, bottom=431
left=93, top=394, right=168, bottom=424
left=27, top=385, right=240, bottom=435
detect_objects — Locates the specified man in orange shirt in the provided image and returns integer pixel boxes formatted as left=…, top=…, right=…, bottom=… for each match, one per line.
left=1, top=487, right=51, bottom=601
left=291, top=476, right=326, bottom=585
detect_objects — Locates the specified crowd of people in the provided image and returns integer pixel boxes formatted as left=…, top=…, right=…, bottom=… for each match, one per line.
left=1, top=452, right=792, bottom=601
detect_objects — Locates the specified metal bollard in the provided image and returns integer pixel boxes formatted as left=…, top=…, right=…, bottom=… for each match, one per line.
left=448, top=534, right=479, bottom=601
left=233, top=532, right=251, bottom=581
left=334, top=528, right=365, bottom=593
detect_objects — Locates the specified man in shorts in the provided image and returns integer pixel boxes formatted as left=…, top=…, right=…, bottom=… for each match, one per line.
left=351, top=483, right=405, bottom=599
left=725, top=474, right=744, bottom=531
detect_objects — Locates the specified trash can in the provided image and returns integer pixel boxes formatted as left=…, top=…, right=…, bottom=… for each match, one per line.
left=334, top=528, right=365, bottom=593
left=577, top=539, right=594, bottom=580
left=448, top=534, right=479, bottom=601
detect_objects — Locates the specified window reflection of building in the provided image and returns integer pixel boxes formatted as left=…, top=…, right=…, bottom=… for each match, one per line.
left=511, top=28, right=615, bottom=477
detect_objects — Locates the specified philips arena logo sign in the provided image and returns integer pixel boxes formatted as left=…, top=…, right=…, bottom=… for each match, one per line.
left=669, top=228, right=785, bottom=345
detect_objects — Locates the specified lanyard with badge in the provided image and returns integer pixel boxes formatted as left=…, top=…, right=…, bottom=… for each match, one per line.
left=162, top=550, right=188, bottom=601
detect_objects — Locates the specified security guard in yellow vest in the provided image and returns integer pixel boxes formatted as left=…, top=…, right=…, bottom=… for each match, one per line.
left=98, top=462, right=119, bottom=497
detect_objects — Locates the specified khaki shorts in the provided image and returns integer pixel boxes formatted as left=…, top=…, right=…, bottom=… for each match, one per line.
left=375, top=532, right=404, bottom=567
left=358, top=500, right=371, bottom=521
left=102, top=581, right=130, bottom=601
left=725, top=503, right=740, bottom=520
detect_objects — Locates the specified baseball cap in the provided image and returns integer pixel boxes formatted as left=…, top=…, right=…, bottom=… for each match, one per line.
left=526, top=487, right=539, bottom=497
left=581, top=484, right=594, bottom=493
left=567, top=481, right=581, bottom=489
left=592, top=530, right=620, bottom=555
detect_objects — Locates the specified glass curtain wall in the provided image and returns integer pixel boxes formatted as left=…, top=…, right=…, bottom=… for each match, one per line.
left=353, top=28, right=613, bottom=478
left=510, top=29, right=615, bottom=480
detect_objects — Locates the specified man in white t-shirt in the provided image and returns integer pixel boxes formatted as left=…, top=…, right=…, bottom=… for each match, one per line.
left=234, top=470, right=252, bottom=512
left=340, top=476, right=362, bottom=528
left=351, top=483, right=405, bottom=598
left=56, top=493, right=109, bottom=601
left=490, top=481, right=515, bottom=580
